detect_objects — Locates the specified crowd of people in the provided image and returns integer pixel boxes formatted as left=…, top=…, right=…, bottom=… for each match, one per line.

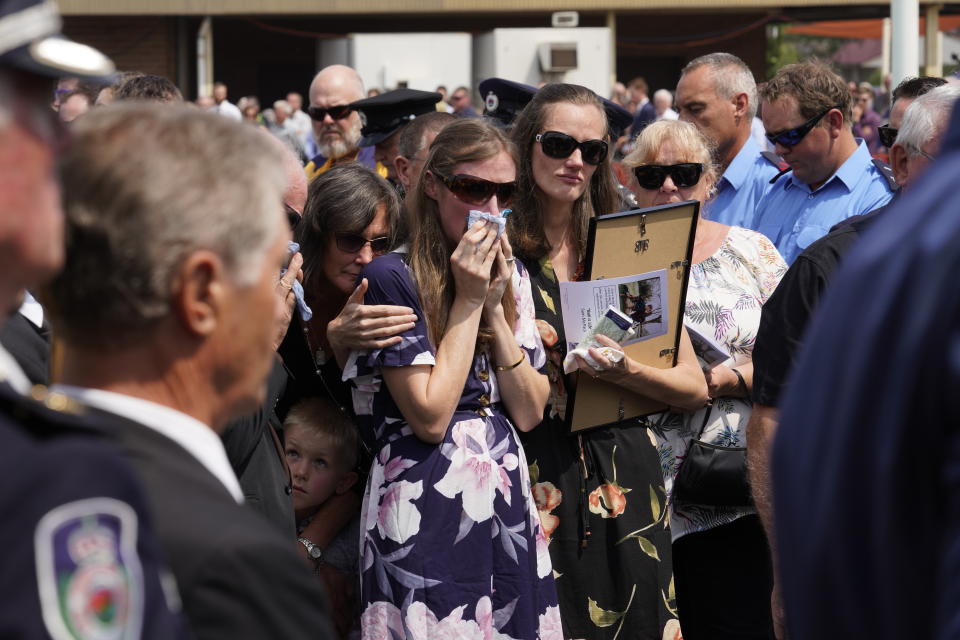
left=5, top=0, right=960, bottom=638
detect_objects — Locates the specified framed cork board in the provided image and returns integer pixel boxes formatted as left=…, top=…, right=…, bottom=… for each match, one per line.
left=565, top=200, right=699, bottom=432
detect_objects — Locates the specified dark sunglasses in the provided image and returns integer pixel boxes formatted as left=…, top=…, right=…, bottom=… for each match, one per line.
left=633, top=163, right=704, bottom=190
left=434, top=172, right=516, bottom=207
left=307, top=105, right=353, bottom=121
left=334, top=233, right=390, bottom=255
left=878, top=124, right=897, bottom=148
left=535, top=131, right=608, bottom=166
left=766, top=105, right=840, bottom=148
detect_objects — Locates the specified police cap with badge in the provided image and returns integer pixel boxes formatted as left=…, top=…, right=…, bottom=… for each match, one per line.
left=351, top=88, right=442, bottom=147
left=0, top=0, right=114, bottom=80
left=479, top=77, right=538, bottom=128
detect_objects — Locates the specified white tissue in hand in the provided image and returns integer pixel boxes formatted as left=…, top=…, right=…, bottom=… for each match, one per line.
left=561, top=305, right=634, bottom=374
left=467, top=210, right=506, bottom=238
left=563, top=345, right=625, bottom=375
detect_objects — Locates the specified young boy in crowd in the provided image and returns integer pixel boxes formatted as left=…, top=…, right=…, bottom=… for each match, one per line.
left=284, top=396, right=361, bottom=637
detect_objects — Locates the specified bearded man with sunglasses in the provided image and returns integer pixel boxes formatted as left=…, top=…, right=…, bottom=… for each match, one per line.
left=752, top=62, right=895, bottom=265
left=304, top=64, right=387, bottom=182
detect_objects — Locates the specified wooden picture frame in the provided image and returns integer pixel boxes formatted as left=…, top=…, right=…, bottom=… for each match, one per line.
left=564, top=200, right=699, bottom=432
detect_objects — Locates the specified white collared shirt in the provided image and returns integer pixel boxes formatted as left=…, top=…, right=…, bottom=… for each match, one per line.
left=19, top=290, right=43, bottom=328
left=52, top=385, right=244, bottom=504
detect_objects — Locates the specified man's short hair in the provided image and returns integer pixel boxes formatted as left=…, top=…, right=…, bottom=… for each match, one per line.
left=760, top=61, right=852, bottom=128
left=113, top=74, right=182, bottom=103
left=43, top=104, right=286, bottom=348
left=682, top=52, right=759, bottom=120
left=283, top=396, right=359, bottom=472
left=273, top=99, right=290, bottom=115
left=892, top=75, right=948, bottom=103
left=628, top=77, right=648, bottom=95
left=896, top=84, right=960, bottom=154
left=398, top=111, right=455, bottom=159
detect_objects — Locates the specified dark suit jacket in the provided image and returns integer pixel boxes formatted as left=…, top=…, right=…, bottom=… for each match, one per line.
left=87, top=407, right=335, bottom=640
left=0, top=311, right=50, bottom=386
left=222, top=358, right=295, bottom=538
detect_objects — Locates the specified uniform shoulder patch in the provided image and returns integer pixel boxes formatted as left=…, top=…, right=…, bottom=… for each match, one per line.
left=871, top=157, right=899, bottom=191
left=34, top=498, right=144, bottom=640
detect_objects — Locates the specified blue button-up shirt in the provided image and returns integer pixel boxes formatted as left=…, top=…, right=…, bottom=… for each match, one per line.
left=753, top=140, right=894, bottom=264
left=703, top=136, right=779, bottom=228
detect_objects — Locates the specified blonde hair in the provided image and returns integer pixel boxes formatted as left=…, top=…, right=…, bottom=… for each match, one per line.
left=623, top=119, right=719, bottom=192
left=409, top=118, right=517, bottom=349
left=284, top=397, right=359, bottom=471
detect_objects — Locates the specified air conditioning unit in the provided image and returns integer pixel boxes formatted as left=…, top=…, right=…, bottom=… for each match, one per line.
left=551, top=11, right=579, bottom=28
left=538, top=42, right=578, bottom=72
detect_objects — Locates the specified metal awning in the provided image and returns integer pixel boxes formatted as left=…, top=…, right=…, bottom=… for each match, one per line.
left=58, top=0, right=909, bottom=16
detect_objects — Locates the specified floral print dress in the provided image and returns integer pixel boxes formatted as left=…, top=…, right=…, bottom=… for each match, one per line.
left=649, top=226, right=786, bottom=541
left=343, top=252, right=561, bottom=640
left=519, top=255, right=681, bottom=640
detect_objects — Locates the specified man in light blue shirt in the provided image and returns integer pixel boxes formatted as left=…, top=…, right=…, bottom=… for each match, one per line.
left=675, top=52, right=781, bottom=228
left=753, top=62, right=895, bottom=264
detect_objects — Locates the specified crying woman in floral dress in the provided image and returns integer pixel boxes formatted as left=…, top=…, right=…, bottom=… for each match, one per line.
left=344, top=119, right=561, bottom=639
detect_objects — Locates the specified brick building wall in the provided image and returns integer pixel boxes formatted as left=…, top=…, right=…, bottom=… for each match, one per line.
left=63, top=16, right=178, bottom=80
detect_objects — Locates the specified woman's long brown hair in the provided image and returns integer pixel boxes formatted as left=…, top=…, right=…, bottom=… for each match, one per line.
left=507, top=83, right=621, bottom=262
left=408, top=118, right=518, bottom=351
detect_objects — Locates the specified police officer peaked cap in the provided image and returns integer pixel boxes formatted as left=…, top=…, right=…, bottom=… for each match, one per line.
left=352, top=88, right=442, bottom=147
left=478, top=77, right=538, bottom=128
left=0, top=0, right=115, bottom=79
left=601, top=97, right=633, bottom=140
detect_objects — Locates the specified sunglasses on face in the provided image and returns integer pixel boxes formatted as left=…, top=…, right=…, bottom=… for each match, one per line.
left=878, top=124, right=897, bottom=148
left=535, top=130, right=609, bottom=166
left=434, top=172, right=516, bottom=207
left=334, top=233, right=390, bottom=255
left=766, top=105, right=840, bottom=148
left=633, top=163, right=704, bottom=190
left=307, top=105, right=353, bottom=122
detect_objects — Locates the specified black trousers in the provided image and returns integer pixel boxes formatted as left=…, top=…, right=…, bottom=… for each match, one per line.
left=672, top=514, right=774, bottom=640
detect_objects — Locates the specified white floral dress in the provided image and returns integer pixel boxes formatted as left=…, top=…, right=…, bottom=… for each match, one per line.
left=649, top=226, right=786, bottom=541
left=344, top=252, right=561, bottom=640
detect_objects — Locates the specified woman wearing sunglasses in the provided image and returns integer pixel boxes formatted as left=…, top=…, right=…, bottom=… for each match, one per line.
left=508, top=83, right=698, bottom=640
left=623, top=120, right=787, bottom=640
left=344, top=118, right=559, bottom=639
left=283, top=164, right=413, bottom=414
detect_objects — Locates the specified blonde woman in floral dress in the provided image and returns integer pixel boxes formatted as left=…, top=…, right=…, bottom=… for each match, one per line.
left=508, top=84, right=707, bottom=640
left=624, top=120, right=787, bottom=640
left=345, top=119, right=560, bottom=639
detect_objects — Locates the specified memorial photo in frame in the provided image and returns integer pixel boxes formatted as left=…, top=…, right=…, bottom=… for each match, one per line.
left=563, top=200, right=699, bottom=432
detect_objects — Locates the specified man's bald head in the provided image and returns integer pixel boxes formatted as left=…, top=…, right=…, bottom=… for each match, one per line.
left=309, top=65, right=364, bottom=104
left=308, top=65, right=364, bottom=160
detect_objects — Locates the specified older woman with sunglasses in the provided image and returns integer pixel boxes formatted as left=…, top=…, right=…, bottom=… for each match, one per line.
left=508, top=83, right=704, bottom=640
left=280, top=164, right=414, bottom=415
left=623, top=120, right=787, bottom=640
left=343, top=118, right=559, bottom=639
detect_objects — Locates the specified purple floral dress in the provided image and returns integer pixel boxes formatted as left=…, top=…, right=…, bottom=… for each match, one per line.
left=343, top=252, right=561, bottom=640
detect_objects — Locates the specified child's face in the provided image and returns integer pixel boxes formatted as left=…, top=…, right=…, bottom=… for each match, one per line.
left=285, top=425, right=356, bottom=517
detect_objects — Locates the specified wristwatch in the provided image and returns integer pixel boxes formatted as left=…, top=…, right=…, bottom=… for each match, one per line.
left=298, top=537, right=323, bottom=562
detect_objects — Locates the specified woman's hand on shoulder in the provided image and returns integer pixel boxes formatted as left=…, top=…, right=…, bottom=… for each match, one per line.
left=450, top=221, right=498, bottom=306
left=272, top=251, right=303, bottom=352
left=327, top=278, right=418, bottom=353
